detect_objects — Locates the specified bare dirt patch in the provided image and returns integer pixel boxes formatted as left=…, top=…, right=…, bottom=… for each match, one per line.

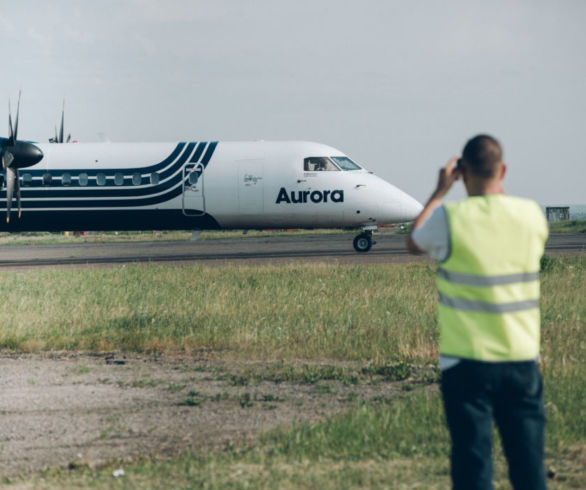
left=0, top=353, right=410, bottom=478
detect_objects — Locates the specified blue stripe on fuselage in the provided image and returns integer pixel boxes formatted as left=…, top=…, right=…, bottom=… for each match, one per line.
left=0, top=141, right=218, bottom=209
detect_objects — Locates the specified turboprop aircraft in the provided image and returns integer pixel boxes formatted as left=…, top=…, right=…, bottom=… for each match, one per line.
left=0, top=93, right=422, bottom=252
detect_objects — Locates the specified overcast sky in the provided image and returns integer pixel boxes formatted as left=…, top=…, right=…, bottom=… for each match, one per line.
left=1, top=0, right=585, bottom=205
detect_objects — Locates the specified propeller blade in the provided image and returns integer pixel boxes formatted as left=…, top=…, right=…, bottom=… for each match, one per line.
left=6, top=167, right=16, bottom=223
left=13, top=89, right=21, bottom=142
left=15, top=168, right=21, bottom=219
left=8, top=98, right=14, bottom=144
left=66, top=133, right=71, bottom=143
left=2, top=151, right=14, bottom=170
left=59, top=99, right=65, bottom=143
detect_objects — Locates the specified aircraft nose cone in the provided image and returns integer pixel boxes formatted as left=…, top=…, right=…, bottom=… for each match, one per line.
left=401, top=193, right=423, bottom=221
left=378, top=184, right=422, bottom=223
left=13, top=141, right=44, bottom=168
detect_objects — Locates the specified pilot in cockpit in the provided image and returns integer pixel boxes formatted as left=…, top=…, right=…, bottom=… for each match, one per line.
left=304, top=157, right=340, bottom=172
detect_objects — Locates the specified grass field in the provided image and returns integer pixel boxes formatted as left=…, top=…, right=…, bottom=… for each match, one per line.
left=548, top=219, right=586, bottom=234
left=0, top=228, right=355, bottom=247
left=1, top=256, right=584, bottom=488
left=0, top=263, right=437, bottom=358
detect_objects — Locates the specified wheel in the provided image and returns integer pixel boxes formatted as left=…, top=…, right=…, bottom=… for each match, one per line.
left=353, top=233, right=372, bottom=253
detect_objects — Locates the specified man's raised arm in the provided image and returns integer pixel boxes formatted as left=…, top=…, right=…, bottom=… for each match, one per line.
left=407, top=156, right=461, bottom=254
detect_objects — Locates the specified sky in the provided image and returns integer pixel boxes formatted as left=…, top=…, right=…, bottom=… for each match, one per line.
left=1, top=0, right=585, bottom=205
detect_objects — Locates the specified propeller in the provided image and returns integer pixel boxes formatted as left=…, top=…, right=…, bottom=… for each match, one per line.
left=49, top=99, right=71, bottom=144
left=1, top=91, right=44, bottom=223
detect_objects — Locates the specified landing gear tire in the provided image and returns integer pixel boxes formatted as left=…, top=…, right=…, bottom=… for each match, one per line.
left=353, top=232, right=373, bottom=253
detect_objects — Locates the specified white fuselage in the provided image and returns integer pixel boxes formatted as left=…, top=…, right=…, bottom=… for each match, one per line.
left=0, top=140, right=422, bottom=232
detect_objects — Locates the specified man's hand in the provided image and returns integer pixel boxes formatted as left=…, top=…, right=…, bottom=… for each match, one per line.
left=406, top=156, right=462, bottom=254
left=433, top=156, right=462, bottom=200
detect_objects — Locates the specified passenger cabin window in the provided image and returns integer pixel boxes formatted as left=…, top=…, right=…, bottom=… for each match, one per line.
left=132, top=173, right=142, bottom=186
left=43, top=173, right=53, bottom=186
left=150, top=172, right=160, bottom=185
left=22, top=173, right=33, bottom=186
left=79, top=173, right=89, bottom=186
left=303, top=157, right=340, bottom=171
left=96, top=173, right=107, bottom=186
left=331, top=156, right=362, bottom=171
left=114, top=173, right=124, bottom=186
left=62, top=173, right=72, bottom=186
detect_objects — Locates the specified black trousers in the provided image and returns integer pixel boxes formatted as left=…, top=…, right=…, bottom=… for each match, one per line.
left=440, top=360, right=546, bottom=490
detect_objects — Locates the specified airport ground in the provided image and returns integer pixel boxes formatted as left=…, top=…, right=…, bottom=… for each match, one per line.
left=0, top=229, right=583, bottom=269
left=0, top=231, right=583, bottom=488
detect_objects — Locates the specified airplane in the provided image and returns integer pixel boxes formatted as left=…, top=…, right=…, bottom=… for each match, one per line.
left=0, top=93, right=422, bottom=252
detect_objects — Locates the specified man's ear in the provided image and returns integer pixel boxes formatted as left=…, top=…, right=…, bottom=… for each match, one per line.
left=500, top=162, right=507, bottom=181
left=461, top=166, right=468, bottom=184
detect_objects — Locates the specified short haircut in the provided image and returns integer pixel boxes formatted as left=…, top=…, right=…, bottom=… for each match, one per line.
left=462, top=134, right=503, bottom=178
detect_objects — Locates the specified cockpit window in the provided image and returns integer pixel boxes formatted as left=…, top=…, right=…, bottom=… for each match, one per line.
left=331, top=156, right=362, bottom=171
left=304, top=157, right=340, bottom=171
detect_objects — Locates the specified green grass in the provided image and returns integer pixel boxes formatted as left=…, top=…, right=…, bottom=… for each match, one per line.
left=217, top=362, right=422, bottom=387
left=0, top=229, right=354, bottom=247
left=0, top=230, right=191, bottom=246
left=0, top=256, right=584, bottom=488
left=0, top=263, right=437, bottom=360
left=548, top=218, right=586, bottom=234
left=0, top=256, right=576, bottom=364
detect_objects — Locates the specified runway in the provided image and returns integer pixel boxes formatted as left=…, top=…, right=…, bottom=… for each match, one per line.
left=0, top=232, right=583, bottom=269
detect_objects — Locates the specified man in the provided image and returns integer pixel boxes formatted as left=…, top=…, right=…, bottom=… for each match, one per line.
left=407, top=135, right=548, bottom=489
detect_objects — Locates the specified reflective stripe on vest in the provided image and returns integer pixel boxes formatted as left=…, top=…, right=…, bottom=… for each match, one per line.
left=438, top=292, right=539, bottom=314
left=437, top=268, right=539, bottom=287
left=437, top=195, right=547, bottom=361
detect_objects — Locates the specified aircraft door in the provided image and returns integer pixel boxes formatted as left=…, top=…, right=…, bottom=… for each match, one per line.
left=182, top=163, right=205, bottom=216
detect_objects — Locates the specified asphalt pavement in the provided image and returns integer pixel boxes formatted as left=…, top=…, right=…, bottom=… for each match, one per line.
left=0, top=232, right=583, bottom=269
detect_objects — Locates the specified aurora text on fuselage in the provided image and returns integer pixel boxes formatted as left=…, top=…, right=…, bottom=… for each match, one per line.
left=275, top=188, right=344, bottom=204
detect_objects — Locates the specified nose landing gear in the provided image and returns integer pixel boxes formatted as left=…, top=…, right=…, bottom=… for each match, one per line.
left=353, top=230, right=376, bottom=253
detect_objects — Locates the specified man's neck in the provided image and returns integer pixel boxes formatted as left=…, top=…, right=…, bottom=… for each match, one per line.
left=466, top=180, right=505, bottom=196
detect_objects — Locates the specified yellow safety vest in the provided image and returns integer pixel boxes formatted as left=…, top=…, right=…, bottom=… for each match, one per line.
left=438, top=195, right=548, bottom=361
